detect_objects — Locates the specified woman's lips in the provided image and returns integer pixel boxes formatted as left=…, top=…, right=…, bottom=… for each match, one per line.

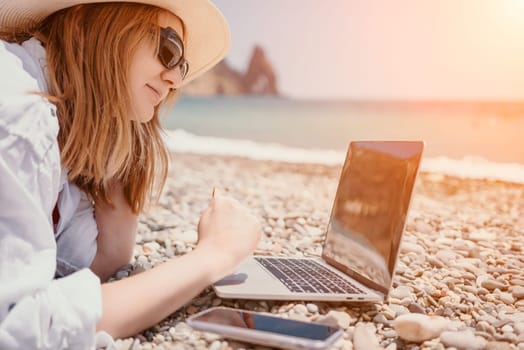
left=146, top=84, right=162, bottom=105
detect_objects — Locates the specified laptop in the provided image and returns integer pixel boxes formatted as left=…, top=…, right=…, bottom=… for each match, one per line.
left=213, top=141, right=424, bottom=302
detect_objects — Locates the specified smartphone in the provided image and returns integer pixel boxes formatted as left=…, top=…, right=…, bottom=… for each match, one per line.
left=187, top=306, right=343, bottom=350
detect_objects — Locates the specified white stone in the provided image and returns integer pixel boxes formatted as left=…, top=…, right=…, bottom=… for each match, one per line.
left=401, top=242, right=425, bottom=254
left=415, top=221, right=433, bottom=234
left=440, top=330, right=487, bottom=350
left=478, top=276, right=506, bottom=290
left=486, top=341, right=514, bottom=350
left=515, top=322, right=524, bottom=335
left=507, top=313, right=524, bottom=323
left=389, top=286, right=413, bottom=300
left=306, top=303, right=319, bottom=313
left=388, top=304, right=409, bottom=316
left=306, top=225, right=323, bottom=236
left=513, top=286, right=524, bottom=299
left=393, top=314, right=450, bottom=343
left=469, top=230, right=496, bottom=242
left=435, top=250, right=459, bottom=264
left=353, top=323, right=381, bottom=350
left=292, top=304, right=308, bottom=315
left=316, top=310, right=353, bottom=329
left=499, top=292, right=515, bottom=304
left=209, top=340, right=222, bottom=350
left=179, top=229, right=198, bottom=243
left=263, top=226, right=273, bottom=234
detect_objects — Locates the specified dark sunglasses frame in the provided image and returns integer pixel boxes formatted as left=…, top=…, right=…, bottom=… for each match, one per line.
left=159, top=26, right=189, bottom=80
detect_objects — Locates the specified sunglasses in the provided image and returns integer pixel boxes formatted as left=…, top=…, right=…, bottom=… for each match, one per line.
left=158, top=26, right=189, bottom=80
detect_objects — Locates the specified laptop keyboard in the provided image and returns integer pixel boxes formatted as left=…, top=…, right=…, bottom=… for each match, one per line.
left=255, top=257, right=364, bottom=294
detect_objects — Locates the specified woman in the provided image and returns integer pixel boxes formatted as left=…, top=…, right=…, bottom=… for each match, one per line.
left=0, top=1, right=261, bottom=349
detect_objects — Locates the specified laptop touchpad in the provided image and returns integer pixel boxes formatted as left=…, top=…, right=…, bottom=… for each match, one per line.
left=214, top=273, right=248, bottom=286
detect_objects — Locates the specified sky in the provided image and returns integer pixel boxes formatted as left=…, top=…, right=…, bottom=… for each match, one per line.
left=213, top=0, right=524, bottom=101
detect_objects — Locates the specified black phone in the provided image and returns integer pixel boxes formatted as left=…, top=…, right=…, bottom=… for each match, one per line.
left=187, top=306, right=343, bottom=350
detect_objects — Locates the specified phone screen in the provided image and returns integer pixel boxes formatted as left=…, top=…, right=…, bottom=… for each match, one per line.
left=190, top=308, right=339, bottom=341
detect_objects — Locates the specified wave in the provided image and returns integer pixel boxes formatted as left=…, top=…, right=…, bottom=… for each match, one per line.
left=164, top=129, right=524, bottom=184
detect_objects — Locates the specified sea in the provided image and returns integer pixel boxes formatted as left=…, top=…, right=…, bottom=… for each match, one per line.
left=161, top=96, right=524, bottom=184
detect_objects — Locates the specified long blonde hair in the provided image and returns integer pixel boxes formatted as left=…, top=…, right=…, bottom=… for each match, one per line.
left=3, top=3, right=175, bottom=213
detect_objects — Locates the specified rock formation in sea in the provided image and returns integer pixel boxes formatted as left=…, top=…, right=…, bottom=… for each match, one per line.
left=182, top=45, right=279, bottom=96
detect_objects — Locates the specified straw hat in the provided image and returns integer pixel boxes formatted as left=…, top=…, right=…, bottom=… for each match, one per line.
left=0, top=0, right=231, bottom=85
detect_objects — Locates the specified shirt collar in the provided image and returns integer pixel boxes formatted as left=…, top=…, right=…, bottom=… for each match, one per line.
left=20, top=37, right=49, bottom=92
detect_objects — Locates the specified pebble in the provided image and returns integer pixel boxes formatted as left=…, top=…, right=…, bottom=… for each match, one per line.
left=500, top=292, right=515, bottom=304
left=381, top=306, right=396, bottom=320
left=482, top=278, right=507, bottom=291
left=317, top=310, right=353, bottom=329
left=389, top=286, right=413, bottom=300
left=469, top=230, right=496, bottom=242
left=440, top=330, right=487, bottom=350
left=393, top=314, right=450, bottom=342
left=486, top=341, right=514, bottom=350
left=353, top=323, right=381, bottom=350
left=292, top=304, right=308, bottom=315
left=121, top=154, right=524, bottom=350
left=382, top=329, right=397, bottom=338
left=388, top=304, right=409, bottom=317
left=384, top=344, right=397, bottom=350
left=407, top=302, right=425, bottom=314
left=515, top=323, right=524, bottom=335
left=401, top=242, right=425, bottom=254
left=373, top=312, right=389, bottom=324
left=513, top=286, right=524, bottom=299
left=306, top=303, right=319, bottom=314
left=415, top=221, right=433, bottom=234
left=208, top=340, right=222, bottom=350
left=179, top=230, right=198, bottom=243
left=115, top=270, right=129, bottom=279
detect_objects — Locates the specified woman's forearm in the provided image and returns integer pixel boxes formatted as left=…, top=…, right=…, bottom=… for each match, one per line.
left=91, top=182, right=138, bottom=282
left=96, top=190, right=262, bottom=339
left=96, top=246, right=233, bottom=339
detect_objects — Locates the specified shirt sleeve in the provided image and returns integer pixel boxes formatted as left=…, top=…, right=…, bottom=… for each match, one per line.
left=0, top=40, right=107, bottom=350
left=55, top=183, right=99, bottom=278
left=0, top=151, right=105, bottom=350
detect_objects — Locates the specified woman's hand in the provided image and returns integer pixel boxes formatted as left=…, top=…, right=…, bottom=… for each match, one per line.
left=97, top=188, right=261, bottom=338
left=195, top=189, right=262, bottom=278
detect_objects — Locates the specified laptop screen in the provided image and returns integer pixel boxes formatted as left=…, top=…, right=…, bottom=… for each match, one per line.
left=322, top=141, right=424, bottom=294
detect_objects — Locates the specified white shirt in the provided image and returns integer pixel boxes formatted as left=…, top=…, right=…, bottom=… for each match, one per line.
left=0, top=38, right=112, bottom=349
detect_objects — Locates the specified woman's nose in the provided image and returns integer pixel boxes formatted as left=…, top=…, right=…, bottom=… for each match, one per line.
left=161, top=66, right=183, bottom=89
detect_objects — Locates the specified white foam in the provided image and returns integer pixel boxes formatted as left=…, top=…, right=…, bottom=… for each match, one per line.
left=164, top=129, right=524, bottom=184
left=164, top=129, right=344, bottom=164
left=422, top=157, right=524, bottom=184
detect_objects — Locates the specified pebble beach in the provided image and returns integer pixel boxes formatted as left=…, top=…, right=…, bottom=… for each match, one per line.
left=113, top=152, right=524, bottom=350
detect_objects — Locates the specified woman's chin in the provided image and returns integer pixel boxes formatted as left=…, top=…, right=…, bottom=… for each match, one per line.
left=131, top=106, right=155, bottom=123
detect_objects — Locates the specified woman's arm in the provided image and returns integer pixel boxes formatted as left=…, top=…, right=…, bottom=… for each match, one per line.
left=97, top=190, right=261, bottom=339
left=90, top=182, right=138, bottom=282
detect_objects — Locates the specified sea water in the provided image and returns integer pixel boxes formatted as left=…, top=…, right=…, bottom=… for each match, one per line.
left=161, top=96, right=524, bottom=183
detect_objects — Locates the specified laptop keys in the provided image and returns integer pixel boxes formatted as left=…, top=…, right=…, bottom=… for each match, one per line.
left=255, top=257, right=363, bottom=294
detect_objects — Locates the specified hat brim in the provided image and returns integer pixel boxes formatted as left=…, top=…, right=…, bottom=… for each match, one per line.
left=0, top=0, right=231, bottom=85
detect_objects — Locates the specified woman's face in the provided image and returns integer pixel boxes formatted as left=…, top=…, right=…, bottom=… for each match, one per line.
left=128, top=12, right=185, bottom=123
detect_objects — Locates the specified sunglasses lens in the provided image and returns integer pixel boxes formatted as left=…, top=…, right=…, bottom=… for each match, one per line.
left=158, top=45, right=173, bottom=68
left=158, top=27, right=189, bottom=80
left=159, top=41, right=182, bottom=69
